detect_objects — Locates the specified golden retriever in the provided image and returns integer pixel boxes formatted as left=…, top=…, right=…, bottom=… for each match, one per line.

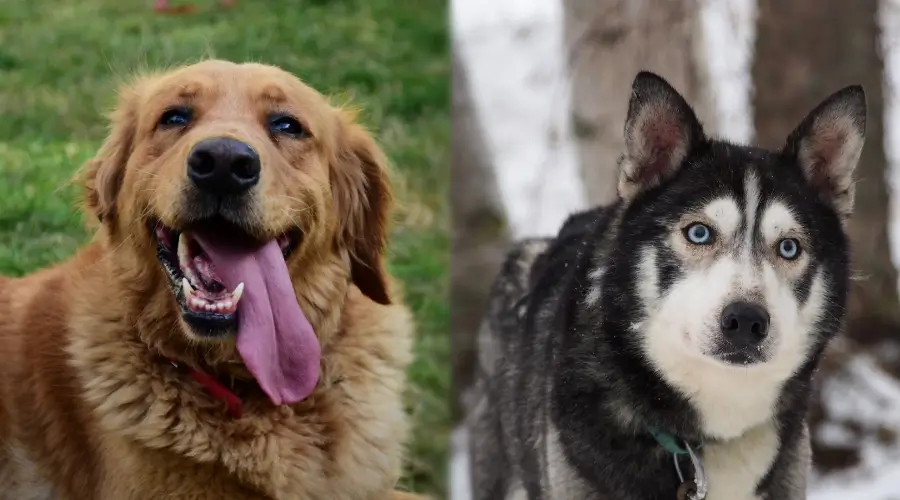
left=0, top=60, right=421, bottom=499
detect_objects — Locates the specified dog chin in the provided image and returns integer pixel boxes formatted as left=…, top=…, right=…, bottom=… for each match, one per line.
left=177, top=314, right=238, bottom=342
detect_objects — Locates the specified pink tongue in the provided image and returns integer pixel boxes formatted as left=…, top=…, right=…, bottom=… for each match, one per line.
left=192, top=233, right=321, bottom=406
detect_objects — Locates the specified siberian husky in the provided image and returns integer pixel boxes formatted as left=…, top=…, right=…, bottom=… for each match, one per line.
left=467, top=71, right=866, bottom=499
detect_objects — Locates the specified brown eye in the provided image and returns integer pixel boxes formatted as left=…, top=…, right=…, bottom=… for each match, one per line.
left=268, top=114, right=308, bottom=138
left=159, top=107, right=193, bottom=128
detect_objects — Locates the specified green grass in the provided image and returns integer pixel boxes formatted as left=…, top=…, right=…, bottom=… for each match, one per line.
left=0, top=0, right=449, bottom=496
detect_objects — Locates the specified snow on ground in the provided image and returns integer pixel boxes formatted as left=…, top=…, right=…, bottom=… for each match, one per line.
left=451, top=0, right=900, bottom=497
left=809, top=355, right=900, bottom=498
left=448, top=425, right=471, bottom=500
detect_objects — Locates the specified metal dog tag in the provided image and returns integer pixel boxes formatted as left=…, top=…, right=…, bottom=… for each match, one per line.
left=673, top=442, right=707, bottom=500
left=676, top=480, right=697, bottom=500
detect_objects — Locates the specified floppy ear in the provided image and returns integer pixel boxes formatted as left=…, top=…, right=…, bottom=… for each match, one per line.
left=618, top=71, right=706, bottom=200
left=331, top=112, right=394, bottom=305
left=78, top=85, right=139, bottom=225
left=782, top=85, right=866, bottom=220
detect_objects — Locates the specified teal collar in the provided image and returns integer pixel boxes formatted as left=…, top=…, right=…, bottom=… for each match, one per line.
left=646, top=425, right=702, bottom=455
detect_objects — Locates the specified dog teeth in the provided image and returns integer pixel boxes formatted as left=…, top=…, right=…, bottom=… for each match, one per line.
left=189, top=296, right=204, bottom=311
left=186, top=294, right=238, bottom=315
left=231, top=282, right=245, bottom=304
left=177, top=231, right=191, bottom=264
left=182, top=280, right=241, bottom=315
left=176, top=232, right=203, bottom=286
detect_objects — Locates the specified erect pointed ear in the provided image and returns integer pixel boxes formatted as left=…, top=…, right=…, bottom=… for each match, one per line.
left=782, top=85, right=866, bottom=220
left=618, top=71, right=706, bottom=200
left=330, top=109, right=394, bottom=305
left=77, top=84, right=139, bottom=226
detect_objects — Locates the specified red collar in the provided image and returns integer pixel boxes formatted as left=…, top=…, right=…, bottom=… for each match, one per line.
left=168, top=358, right=243, bottom=419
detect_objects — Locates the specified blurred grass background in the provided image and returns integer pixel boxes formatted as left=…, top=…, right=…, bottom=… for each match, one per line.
left=0, top=0, right=449, bottom=495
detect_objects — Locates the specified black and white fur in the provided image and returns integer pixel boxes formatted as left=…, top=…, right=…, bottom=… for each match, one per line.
left=466, top=71, right=867, bottom=499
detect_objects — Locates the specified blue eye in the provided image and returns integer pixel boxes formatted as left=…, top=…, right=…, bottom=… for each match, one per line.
left=778, top=238, right=801, bottom=260
left=684, top=222, right=714, bottom=245
left=268, top=114, right=308, bottom=138
left=159, top=107, right=192, bottom=128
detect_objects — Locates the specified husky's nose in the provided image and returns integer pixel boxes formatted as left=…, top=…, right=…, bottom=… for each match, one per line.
left=187, top=137, right=261, bottom=195
left=720, top=301, right=770, bottom=345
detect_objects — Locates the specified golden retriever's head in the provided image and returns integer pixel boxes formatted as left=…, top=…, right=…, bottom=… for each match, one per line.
left=79, top=60, right=393, bottom=404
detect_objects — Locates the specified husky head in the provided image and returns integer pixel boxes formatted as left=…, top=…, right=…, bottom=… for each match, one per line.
left=603, top=72, right=865, bottom=436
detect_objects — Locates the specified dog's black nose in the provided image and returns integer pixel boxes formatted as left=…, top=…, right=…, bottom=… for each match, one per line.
left=720, top=301, right=770, bottom=345
left=187, top=138, right=261, bottom=195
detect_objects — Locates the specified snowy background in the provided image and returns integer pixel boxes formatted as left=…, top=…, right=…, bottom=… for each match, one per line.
left=450, top=0, right=900, bottom=497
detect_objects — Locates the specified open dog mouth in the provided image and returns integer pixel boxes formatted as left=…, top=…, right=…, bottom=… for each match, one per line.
left=148, top=216, right=321, bottom=406
left=152, top=219, right=302, bottom=332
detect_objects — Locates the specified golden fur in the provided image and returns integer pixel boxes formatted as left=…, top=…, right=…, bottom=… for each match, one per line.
left=0, top=60, right=422, bottom=499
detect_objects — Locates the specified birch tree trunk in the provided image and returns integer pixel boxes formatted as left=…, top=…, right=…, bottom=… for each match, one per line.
left=450, top=51, right=511, bottom=422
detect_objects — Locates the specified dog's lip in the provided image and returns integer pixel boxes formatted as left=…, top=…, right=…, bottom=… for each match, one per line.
left=712, top=350, right=765, bottom=366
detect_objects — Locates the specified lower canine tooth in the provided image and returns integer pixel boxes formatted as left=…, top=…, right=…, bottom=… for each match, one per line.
left=231, top=282, right=245, bottom=304
left=182, top=277, right=194, bottom=298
